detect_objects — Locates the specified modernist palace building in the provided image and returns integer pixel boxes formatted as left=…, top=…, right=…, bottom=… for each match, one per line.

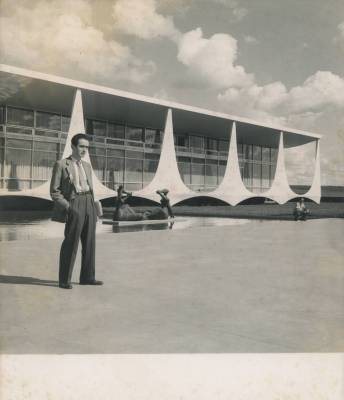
left=0, top=64, right=321, bottom=206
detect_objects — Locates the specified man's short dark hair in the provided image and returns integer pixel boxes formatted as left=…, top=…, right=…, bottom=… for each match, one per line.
left=71, top=133, right=89, bottom=147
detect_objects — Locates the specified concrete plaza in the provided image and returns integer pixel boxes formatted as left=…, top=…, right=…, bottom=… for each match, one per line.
left=0, top=218, right=343, bottom=353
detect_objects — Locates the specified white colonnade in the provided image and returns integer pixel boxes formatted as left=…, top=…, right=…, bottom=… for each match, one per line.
left=1, top=89, right=321, bottom=205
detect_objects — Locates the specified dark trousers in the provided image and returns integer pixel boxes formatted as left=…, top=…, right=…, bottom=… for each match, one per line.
left=59, top=193, right=97, bottom=284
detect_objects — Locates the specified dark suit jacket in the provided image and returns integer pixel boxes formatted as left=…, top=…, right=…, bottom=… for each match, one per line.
left=50, top=156, right=94, bottom=222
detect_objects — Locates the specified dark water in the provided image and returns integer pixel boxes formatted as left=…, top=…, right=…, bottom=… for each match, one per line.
left=0, top=211, right=250, bottom=242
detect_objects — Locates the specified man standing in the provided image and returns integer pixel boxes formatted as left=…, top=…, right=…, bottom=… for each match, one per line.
left=50, top=133, right=103, bottom=289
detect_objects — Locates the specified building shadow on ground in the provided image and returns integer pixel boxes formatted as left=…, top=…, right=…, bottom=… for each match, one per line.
left=0, top=275, right=59, bottom=287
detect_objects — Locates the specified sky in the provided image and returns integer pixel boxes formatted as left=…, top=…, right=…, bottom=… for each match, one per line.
left=0, top=0, right=343, bottom=185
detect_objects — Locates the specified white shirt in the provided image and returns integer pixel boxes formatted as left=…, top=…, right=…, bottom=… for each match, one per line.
left=71, top=157, right=90, bottom=192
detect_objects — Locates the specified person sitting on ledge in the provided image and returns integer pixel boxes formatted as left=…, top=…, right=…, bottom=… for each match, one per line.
left=113, top=185, right=143, bottom=221
left=143, top=189, right=174, bottom=220
left=293, top=197, right=310, bottom=221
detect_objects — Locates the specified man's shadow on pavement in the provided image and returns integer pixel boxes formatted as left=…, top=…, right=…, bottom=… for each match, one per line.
left=0, top=275, right=59, bottom=287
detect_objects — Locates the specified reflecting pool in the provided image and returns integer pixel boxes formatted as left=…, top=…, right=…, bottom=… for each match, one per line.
left=0, top=211, right=250, bottom=241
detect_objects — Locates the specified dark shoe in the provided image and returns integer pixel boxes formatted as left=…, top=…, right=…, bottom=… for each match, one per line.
left=79, top=280, right=103, bottom=286
left=59, top=283, right=72, bottom=289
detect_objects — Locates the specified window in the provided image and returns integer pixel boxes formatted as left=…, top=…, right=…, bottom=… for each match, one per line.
left=237, top=143, right=244, bottom=159
left=105, top=155, right=124, bottom=189
left=191, top=158, right=205, bottom=186
left=7, top=107, right=34, bottom=127
left=0, top=106, right=5, bottom=124
left=89, top=153, right=106, bottom=181
left=0, top=139, right=4, bottom=178
left=189, top=135, right=204, bottom=150
left=262, top=164, right=270, bottom=188
left=62, top=116, right=70, bottom=132
left=144, top=153, right=159, bottom=160
left=6, top=139, right=32, bottom=150
left=107, top=149, right=124, bottom=158
left=86, top=119, right=106, bottom=137
left=218, top=160, right=226, bottom=180
left=126, top=126, right=143, bottom=142
left=145, top=128, right=161, bottom=144
left=242, top=161, right=252, bottom=187
left=177, top=158, right=191, bottom=184
left=143, top=159, right=158, bottom=183
left=108, top=123, right=125, bottom=139
left=175, top=135, right=188, bottom=147
left=36, top=111, right=61, bottom=131
left=252, top=145, right=262, bottom=162
left=32, top=148, right=57, bottom=181
left=205, top=164, right=218, bottom=186
left=243, top=144, right=252, bottom=160
left=262, top=147, right=270, bottom=163
left=34, top=142, right=59, bottom=152
left=206, top=138, right=218, bottom=151
left=89, top=146, right=106, bottom=156
left=252, top=162, right=261, bottom=188
left=125, top=158, right=143, bottom=182
left=126, top=150, right=143, bottom=159
left=271, top=148, right=278, bottom=164
left=218, top=140, right=229, bottom=152
left=5, top=147, right=32, bottom=189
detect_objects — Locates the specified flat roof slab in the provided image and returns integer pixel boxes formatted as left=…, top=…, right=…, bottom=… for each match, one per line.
left=0, top=65, right=321, bottom=148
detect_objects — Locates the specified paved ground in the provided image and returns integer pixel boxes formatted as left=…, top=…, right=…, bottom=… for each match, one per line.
left=0, top=218, right=343, bottom=353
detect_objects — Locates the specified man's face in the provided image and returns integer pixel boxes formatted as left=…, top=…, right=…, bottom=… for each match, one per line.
left=72, top=138, right=89, bottom=159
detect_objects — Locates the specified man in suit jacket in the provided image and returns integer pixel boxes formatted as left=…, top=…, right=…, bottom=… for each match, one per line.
left=50, top=133, right=103, bottom=289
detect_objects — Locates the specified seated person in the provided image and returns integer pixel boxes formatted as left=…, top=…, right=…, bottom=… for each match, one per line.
left=143, top=189, right=174, bottom=220
left=113, top=185, right=144, bottom=221
left=293, top=198, right=310, bottom=221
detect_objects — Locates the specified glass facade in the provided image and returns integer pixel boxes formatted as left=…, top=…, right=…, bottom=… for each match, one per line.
left=108, top=123, right=125, bottom=139
left=7, top=107, right=34, bottom=127
left=61, top=116, right=71, bottom=132
left=0, top=105, right=277, bottom=192
left=86, top=119, right=106, bottom=137
left=126, top=126, right=143, bottom=142
left=36, top=111, right=61, bottom=131
left=177, top=141, right=276, bottom=192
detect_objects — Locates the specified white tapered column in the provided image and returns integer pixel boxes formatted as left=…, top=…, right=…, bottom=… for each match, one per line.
left=210, top=122, right=253, bottom=205
left=134, top=108, right=193, bottom=204
left=61, top=89, right=87, bottom=159
left=263, top=132, right=295, bottom=204
left=303, top=140, right=321, bottom=203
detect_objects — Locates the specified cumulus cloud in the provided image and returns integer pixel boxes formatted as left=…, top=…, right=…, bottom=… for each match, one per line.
left=177, top=28, right=254, bottom=89
left=0, top=0, right=155, bottom=83
left=218, top=71, right=344, bottom=185
left=218, top=71, right=344, bottom=125
left=112, top=0, right=180, bottom=41
left=217, top=82, right=287, bottom=126
left=111, top=0, right=253, bottom=90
